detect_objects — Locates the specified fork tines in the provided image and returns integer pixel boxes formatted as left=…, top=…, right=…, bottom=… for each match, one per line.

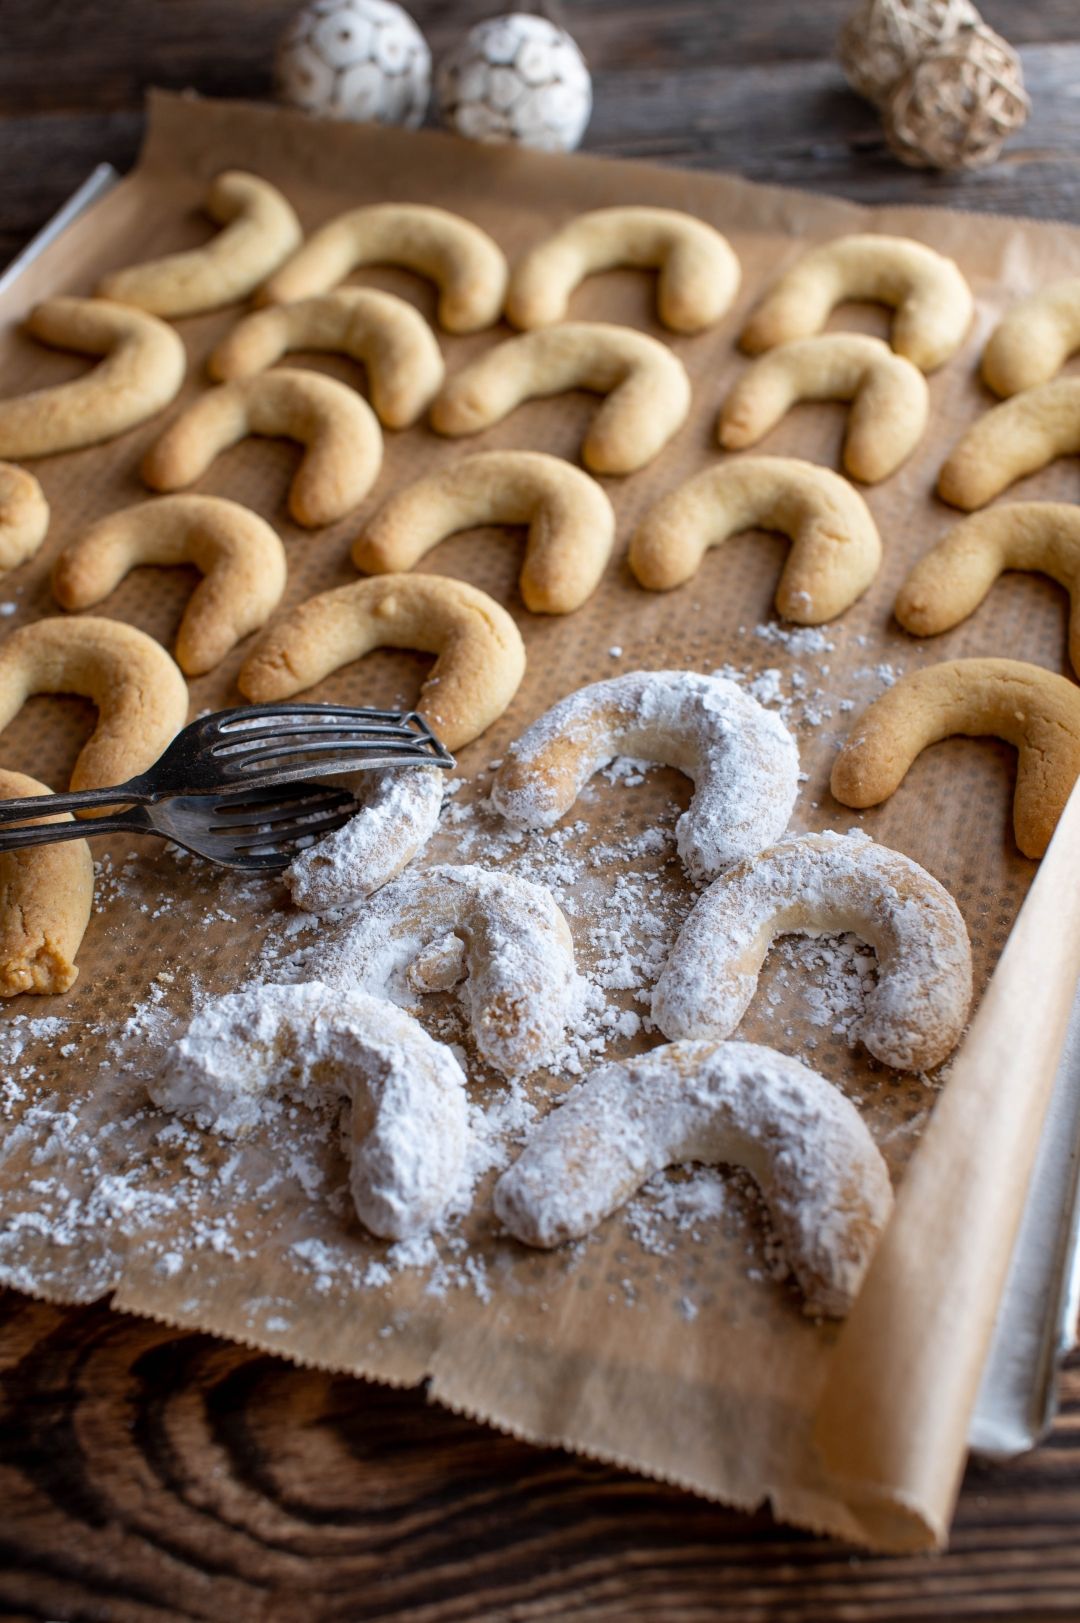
left=208, top=704, right=454, bottom=780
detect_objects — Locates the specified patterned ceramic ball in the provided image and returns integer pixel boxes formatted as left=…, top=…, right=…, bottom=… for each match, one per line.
left=276, top=0, right=431, bottom=129
left=435, top=14, right=592, bottom=152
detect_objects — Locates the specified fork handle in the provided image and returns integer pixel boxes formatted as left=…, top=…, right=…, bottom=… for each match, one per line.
left=0, top=778, right=153, bottom=825
left=0, top=807, right=154, bottom=850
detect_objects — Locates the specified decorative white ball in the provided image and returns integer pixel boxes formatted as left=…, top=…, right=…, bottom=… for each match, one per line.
left=276, top=0, right=431, bottom=129
left=435, top=14, right=592, bottom=152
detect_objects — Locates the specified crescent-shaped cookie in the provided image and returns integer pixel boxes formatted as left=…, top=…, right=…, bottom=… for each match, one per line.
left=430, top=323, right=692, bottom=475
left=982, top=277, right=1080, bottom=397
left=937, top=379, right=1080, bottom=510
left=895, top=502, right=1080, bottom=675
left=313, top=864, right=578, bottom=1077
left=208, top=288, right=445, bottom=429
left=491, top=670, right=799, bottom=881
left=653, top=831, right=972, bottom=1071
left=285, top=764, right=444, bottom=914
left=0, top=768, right=94, bottom=997
left=150, top=982, right=469, bottom=1239
left=505, top=206, right=741, bottom=334
left=238, top=573, right=525, bottom=752
left=740, top=234, right=974, bottom=373
left=0, top=463, right=48, bottom=573
left=493, top=1039, right=893, bottom=1317
left=52, top=495, right=288, bottom=676
left=629, top=455, right=882, bottom=623
left=142, top=369, right=383, bottom=528
left=0, top=616, right=189, bottom=799
left=718, top=333, right=929, bottom=484
left=259, top=203, right=508, bottom=334
left=351, top=450, right=615, bottom=615
left=831, top=657, right=1080, bottom=858
left=97, top=171, right=303, bottom=319
left=0, top=298, right=186, bottom=460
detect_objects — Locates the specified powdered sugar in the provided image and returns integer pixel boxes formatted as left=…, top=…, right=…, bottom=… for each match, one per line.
left=285, top=765, right=445, bottom=913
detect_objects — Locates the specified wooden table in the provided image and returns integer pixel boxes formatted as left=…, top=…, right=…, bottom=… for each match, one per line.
left=2, top=2, right=1079, bottom=1616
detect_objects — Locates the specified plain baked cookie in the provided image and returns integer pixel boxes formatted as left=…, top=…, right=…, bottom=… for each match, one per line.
left=238, top=573, right=525, bottom=752
left=493, top=1038, right=893, bottom=1317
left=718, top=333, right=929, bottom=484
left=937, top=378, right=1080, bottom=510
left=429, top=322, right=692, bottom=476
left=0, top=616, right=189, bottom=800
left=629, top=455, right=882, bottom=623
left=895, top=502, right=1080, bottom=675
left=0, top=463, right=48, bottom=573
left=142, top=369, right=383, bottom=528
left=208, top=288, right=445, bottom=429
left=259, top=203, right=508, bottom=333
left=98, top=171, right=302, bottom=319
left=351, top=450, right=615, bottom=614
left=0, top=768, right=94, bottom=997
left=52, top=495, right=288, bottom=676
left=740, top=233, right=974, bottom=372
left=150, top=981, right=469, bottom=1239
left=830, top=656, right=1080, bottom=858
left=491, top=669, right=799, bottom=881
left=0, top=297, right=186, bottom=460
left=505, top=206, right=741, bottom=334
left=652, top=830, right=972, bottom=1071
left=982, top=276, right=1080, bottom=397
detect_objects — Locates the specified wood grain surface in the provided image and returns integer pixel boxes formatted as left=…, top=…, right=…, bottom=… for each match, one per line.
left=2, top=2, right=1080, bottom=1617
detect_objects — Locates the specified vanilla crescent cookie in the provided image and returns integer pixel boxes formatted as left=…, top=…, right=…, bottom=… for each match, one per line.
left=0, top=297, right=186, bottom=460
left=982, top=277, right=1080, bottom=397
left=895, top=502, right=1080, bottom=675
left=718, top=334, right=929, bottom=484
left=491, top=670, right=799, bottom=882
left=629, top=456, right=882, bottom=623
left=208, top=289, right=445, bottom=429
left=239, top=574, right=525, bottom=752
left=493, top=1039, right=893, bottom=1317
left=259, top=203, right=508, bottom=334
left=429, top=323, right=692, bottom=476
left=740, top=234, right=974, bottom=373
left=150, top=982, right=468, bottom=1240
left=310, top=864, right=578, bottom=1078
left=52, top=495, right=287, bottom=677
left=653, top=831, right=972, bottom=1071
left=937, top=379, right=1080, bottom=510
left=286, top=765, right=445, bottom=914
left=0, top=768, right=94, bottom=997
left=351, top=450, right=615, bottom=615
left=0, top=617, right=189, bottom=800
left=831, top=657, right=1080, bottom=858
left=142, top=369, right=382, bottom=529
left=505, top=206, right=741, bottom=334
left=0, top=463, right=48, bottom=573
left=98, top=171, right=302, bottom=319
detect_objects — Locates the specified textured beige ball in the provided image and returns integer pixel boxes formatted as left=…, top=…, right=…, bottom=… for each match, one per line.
left=884, top=24, right=1029, bottom=169
left=277, top=0, right=431, bottom=128
left=435, top=14, right=592, bottom=152
left=838, top=0, right=979, bottom=105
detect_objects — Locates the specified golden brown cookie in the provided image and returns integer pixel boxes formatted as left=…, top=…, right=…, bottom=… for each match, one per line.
left=142, top=369, right=382, bottom=528
left=0, top=298, right=186, bottom=460
left=98, top=171, right=303, bottom=319
left=982, top=276, right=1080, bottom=397
left=741, top=233, right=973, bottom=372
left=430, top=323, right=691, bottom=475
left=238, top=574, right=525, bottom=752
left=505, top=206, right=741, bottom=333
left=718, top=333, right=929, bottom=483
left=0, top=768, right=94, bottom=997
left=208, top=288, right=444, bottom=429
left=830, top=657, right=1080, bottom=858
left=52, top=495, right=288, bottom=676
left=259, top=203, right=507, bottom=333
left=0, top=463, right=48, bottom=573
left=0, top=617, right=189, bottom=800
left=937, top=378, right=1080, bottom=510
left=351, top=450, right=615, bottom=614
left=629, top=455, right=881, bottom=623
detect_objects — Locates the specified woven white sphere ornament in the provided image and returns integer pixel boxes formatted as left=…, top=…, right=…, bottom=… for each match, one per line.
left=435, top=14, right=592, bottom=152
left=276, top=0, right=431, bottom=129
left=838, top=0, right=979, bottom=105
left=884, top=23, right=1029, bottom=169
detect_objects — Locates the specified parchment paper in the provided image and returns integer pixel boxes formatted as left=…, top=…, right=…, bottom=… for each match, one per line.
left=1, top=89, right=1079, bottom=1552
